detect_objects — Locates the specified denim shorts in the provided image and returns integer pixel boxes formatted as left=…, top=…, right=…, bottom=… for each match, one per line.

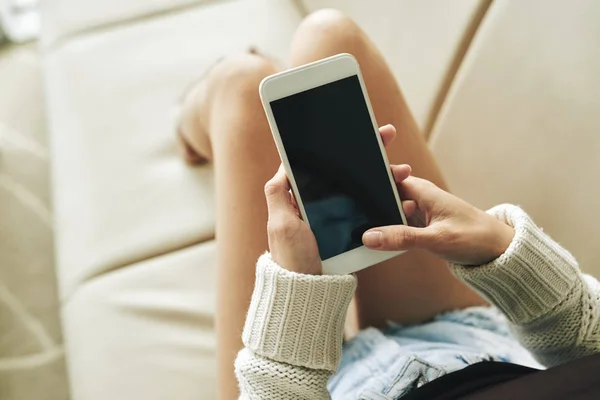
left=328, top=306, right=544, bottom=399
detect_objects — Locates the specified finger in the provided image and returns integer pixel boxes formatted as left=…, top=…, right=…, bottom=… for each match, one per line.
left=289, top=190, right=302, bottom=218
left=362, top=225, right=434, bottom=251
left=390, top=164, right=411, bottom=183
left=290, top=191, right=299, bottom=210
left=395, top=175, right=435, bottom=204
left=264, top=165, right=296, bottom=216
left=401, top=200, right=417, bottom=218
left=379, top=124, right=396, bottom=147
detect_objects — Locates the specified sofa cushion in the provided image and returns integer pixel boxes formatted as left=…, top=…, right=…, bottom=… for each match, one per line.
left=63, top=241, right=217, bottom=400
left=430, top=0, right=600, bottom=275
left=45, top=0, right=303, bottom=299
left=41, top=0, right=209, bottom=45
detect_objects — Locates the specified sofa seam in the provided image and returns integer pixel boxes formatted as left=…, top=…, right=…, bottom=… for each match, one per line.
left=59, top=234, right=215, bottom=305
left=423, top=0, right=494, bottom=140
left=290, top=0, right=309, bottom=17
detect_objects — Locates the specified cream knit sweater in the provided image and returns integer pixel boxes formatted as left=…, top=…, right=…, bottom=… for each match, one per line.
left=235, top=205, right=600, bottom=399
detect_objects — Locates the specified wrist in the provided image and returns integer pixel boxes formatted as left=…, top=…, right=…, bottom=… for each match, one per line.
left=271, top=250, right=322, bottom=275
left=451, top=204, right=579, bottom=324
left=485, top=214, right=515, bottom=262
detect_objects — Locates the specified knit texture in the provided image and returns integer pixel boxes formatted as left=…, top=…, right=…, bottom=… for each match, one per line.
left=236, top=205, right=600, bottom=398
left=452, top=204, right=600, bottom=367
left=236, top=253, right=356, bottom=399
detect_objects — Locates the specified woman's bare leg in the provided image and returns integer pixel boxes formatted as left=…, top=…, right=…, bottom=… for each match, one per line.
left=178, top=53, right=280, bottom=400
left=288, top=9, right=486, bottom=329
left=178, top=10, right=485, bottom=399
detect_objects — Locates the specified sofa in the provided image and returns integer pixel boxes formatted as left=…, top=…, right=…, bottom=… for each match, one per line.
left=42, top=0, right=600, bottom=398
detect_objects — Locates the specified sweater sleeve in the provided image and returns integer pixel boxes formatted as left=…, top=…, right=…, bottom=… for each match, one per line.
left=235, top=253, right=357, bottom=400
left=451, top=204, right=600, bottom=367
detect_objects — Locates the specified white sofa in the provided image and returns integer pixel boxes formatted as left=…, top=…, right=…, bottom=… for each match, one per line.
left=42, top=0, right=600, bottom=398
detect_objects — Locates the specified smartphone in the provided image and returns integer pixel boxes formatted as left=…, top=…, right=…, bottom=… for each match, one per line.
left=259, top=53, right=407, bottom=275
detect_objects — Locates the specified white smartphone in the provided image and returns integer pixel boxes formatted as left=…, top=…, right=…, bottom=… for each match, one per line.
left=259, top=53, right=407, bottom=275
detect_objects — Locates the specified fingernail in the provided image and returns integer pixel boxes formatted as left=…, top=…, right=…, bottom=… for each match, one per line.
left=363, top=231, right=382, bottom=247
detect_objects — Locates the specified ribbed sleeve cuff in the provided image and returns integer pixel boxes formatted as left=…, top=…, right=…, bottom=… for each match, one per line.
left=451, top=204, right=580, bottom=324
left=242, top=253, right=357, bottom=372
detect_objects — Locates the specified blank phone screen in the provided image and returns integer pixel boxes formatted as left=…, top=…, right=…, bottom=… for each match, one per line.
left=270, top=75, right=404, bottom=260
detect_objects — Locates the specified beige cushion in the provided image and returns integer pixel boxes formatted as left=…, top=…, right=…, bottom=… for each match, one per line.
left=41, top=0, right=208, bottom=45
left=430, top=0, right=600, bottom=275
left=63, top=241, right=217, bottom=400
left=300, top=0, right=487, bottom=133
left=46, top=0, right=302, bottom=299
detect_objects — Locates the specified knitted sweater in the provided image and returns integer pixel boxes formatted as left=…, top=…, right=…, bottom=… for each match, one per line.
left=235, top=205, right=600, bottom=399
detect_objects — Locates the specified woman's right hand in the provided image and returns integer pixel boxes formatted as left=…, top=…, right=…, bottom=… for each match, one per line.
left=362, top=165, right=516, bottom=266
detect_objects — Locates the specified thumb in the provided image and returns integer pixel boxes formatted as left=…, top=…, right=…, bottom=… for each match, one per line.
left=264, top=165, right=295, bottom=216
left=362, top=225, right=433, bottom=251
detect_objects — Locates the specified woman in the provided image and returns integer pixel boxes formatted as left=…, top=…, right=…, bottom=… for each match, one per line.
left=177, top=9, right=600, bottom=399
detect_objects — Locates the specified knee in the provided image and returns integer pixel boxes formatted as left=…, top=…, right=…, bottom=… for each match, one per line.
left=299, top=9, right=358, bottom=34
left=208, top=53, right=277, bottom=98
left=292, top=9, right=364, bottom=60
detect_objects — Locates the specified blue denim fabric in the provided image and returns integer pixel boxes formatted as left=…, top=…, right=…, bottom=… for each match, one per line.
left=328, top=306, right=543, bottom=399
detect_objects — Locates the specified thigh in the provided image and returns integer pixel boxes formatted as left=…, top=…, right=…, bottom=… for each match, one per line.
left=193, top=54, right=281, bottom=400
left=290, top=10, right=485, bottom=329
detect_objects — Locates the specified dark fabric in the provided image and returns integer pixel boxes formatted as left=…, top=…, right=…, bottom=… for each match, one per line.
left=403, top=354, right=600, bottom=400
